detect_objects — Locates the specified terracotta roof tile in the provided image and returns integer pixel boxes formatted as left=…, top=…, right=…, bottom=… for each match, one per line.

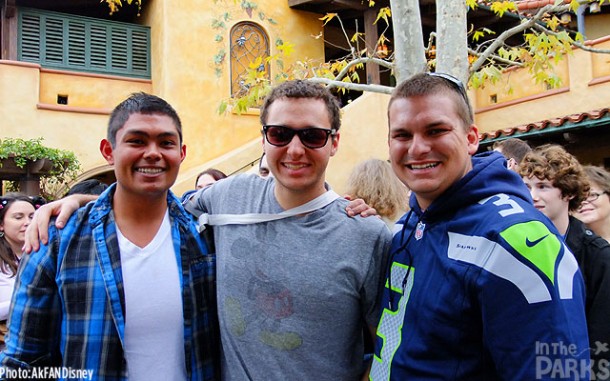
left=479, top=107, right=610, bottom=142
left=514, top=0, right=569, bottom=11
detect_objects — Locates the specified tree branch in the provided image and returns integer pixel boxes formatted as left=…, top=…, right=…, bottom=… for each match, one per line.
left=333, top=57, right=394, bottom=82
left=335, top=15, right=357, bottom=58
left=470, top=3, right=571, bottom=74
left=532, top=23, right=610, bottom=54
left=468, top=48, right=524, bottom=67
left=308, top=77, right=394, bottom=94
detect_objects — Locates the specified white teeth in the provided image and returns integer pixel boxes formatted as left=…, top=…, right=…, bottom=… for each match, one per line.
left=410, top=163, right=437, bottom=170
left=284, top=163, right=307, bottom=169
left=137, top=168, right=163, bottom=174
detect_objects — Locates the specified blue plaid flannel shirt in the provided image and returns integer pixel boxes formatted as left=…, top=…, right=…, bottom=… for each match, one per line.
left=0, top=185, right=219, bottom=380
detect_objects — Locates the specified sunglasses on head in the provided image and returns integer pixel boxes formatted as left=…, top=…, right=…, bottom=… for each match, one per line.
left=428, top=72, right=472, bottom=117
left=262, top=125, right=337, bottom=149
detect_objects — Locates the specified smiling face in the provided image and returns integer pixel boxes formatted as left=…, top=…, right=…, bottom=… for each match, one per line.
left=388, top=94, right=479, bottom=210
left=0, top=200, right=35, bottom=253
left=263, top=98, right=339, bottom=207
left=100, top=112, right=186, bottom=200
left=575, top=183, right=610, bottom=228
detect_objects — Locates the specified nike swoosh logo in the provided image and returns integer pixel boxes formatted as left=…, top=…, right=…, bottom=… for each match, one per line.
left=525, top=234, right=549, bottom=247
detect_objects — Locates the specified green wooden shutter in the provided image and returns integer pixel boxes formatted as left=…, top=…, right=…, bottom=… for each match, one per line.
left=67, top=20, right=86, bottom=68
left=20, top=13, right=41, bottom=62
left=43, top=16, right=64, bottom=64
left=90, top=24, right=109, bottom=69
left=111, top=26, right=128, bottom=70
left=18, top=7, right=150, bottom=78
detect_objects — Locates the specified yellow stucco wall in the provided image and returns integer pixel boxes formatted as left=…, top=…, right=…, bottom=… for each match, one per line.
left=1, top=0, right=325, bottom=196
left=37, top=71, right=151, bottom=109
left=326, top=92, right=391, bottom=195
left=473, top=60, right=570, bottom=111
left=473, top=37, right=610, bottom=134
left=590, top=37, right=610, bottom=79
left=0, top=61, right=151, bottom=175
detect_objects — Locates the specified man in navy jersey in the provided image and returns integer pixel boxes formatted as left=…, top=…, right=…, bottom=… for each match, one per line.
left=370, top=73, right=590, bottom=380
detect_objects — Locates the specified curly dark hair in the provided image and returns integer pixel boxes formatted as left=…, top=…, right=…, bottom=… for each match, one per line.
left=259, top=80, right=341, bottom=133
left=518, top=144, right=590, bottom=211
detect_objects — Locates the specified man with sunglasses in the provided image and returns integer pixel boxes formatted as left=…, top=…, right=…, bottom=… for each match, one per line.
left=183, top=80, right=391, bottom=380
left=370, top=73, right=590, bottom=380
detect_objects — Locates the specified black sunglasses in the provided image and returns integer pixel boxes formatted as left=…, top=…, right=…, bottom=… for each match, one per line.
left=262, top=125, right=337, bottom=149
left=428, top=72, right=472, bottom=118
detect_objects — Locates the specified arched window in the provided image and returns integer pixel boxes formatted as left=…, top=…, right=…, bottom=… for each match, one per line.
left=230, top=22, right=270, bottom=97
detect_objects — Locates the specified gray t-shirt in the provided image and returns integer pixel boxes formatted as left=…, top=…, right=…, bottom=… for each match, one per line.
left=186, top=174, right=391, bottom=380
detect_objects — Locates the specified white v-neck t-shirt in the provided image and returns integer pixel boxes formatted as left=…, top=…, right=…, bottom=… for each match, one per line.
left=117, top=211, right=187, bottom=381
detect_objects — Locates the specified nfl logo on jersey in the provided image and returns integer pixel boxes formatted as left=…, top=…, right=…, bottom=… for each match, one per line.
left=415, top=222, right=426, bottom=240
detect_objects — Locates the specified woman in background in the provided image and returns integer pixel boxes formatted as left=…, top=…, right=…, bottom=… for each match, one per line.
left=195, top=168, right=227, bottom=189
left=575, top=165, right=610, bottom=243
left=345, top=159, right=409, bottom=230
left=0, top=193, right=43, bottom=348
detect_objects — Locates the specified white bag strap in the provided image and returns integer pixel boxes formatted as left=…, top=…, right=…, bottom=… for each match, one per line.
left=197, top=190, right=341, bottom=232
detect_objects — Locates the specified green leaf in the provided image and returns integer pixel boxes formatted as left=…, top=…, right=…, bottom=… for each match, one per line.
left=218, top=101, right=228, bottom=115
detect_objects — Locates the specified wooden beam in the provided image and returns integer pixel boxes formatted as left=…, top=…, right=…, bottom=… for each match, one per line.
left=288, top=0, right=368, bottom=11
left=5, top=0, right=16, bottom=18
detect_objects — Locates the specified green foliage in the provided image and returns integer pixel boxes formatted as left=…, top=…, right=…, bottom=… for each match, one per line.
left=240, top=1, right=257, bottom=10
left=0, top=137, right=81, bottom=199
left=374, top=7, right=391, bottom=25
left=215, top=0, right=607, bottom=112
left=212, top=19, right=226, bottom=29
left=214, top=50, right=226, bottom=65
left=472, top=28, right=495, bottom=42
left=489, top=1, right=518, bottom=17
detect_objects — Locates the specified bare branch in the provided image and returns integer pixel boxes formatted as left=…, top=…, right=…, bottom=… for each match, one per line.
left=334, top=57, right=394, bottom=82
left=468, top=48, right=524, bottom=67
left=323, top=39, right=352, bottom=53
left=470, top=3, right=571, bottom=73
left=335, top=15, right=356, bottom=58
left=308, top=77, right=394, bottom=94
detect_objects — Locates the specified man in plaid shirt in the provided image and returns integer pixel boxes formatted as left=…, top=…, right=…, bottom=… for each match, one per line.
left=0, top=93, right=219, bottom=380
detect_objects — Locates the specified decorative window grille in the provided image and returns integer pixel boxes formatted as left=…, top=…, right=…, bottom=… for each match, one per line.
left=18, top=8, right=150, bottom=78
left=230, top=22, right=269, bottom=97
